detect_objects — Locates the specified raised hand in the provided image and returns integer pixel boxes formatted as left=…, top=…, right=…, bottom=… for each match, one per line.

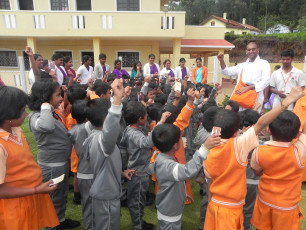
left=111, top=78, right=124, bottom=105
left=160, top=111, right=172, bottom=124
left=203, top=135, right=221, bottom=150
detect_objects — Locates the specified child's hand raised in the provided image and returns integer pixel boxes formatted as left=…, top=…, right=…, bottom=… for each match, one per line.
left=285, top=86, right=304, bottom=105
left=36, top=180, right=58, bottom=194
left=203, top=135, right=221, bottom=150
left=160, top=111, right=171, bottom=124
left=187, top=88, right=196, bottom=103
left=111, top=78, right=124, bottom=105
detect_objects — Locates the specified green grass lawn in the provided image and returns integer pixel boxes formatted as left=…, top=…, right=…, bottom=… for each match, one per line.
left=21, top=115, right=306, bottom=230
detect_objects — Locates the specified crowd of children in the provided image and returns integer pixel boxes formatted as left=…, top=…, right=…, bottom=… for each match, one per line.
left=0, top=45, right=306, bottom=230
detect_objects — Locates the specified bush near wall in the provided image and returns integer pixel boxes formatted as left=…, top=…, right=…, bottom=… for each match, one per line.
left=225, top=32, right=306, bottom=63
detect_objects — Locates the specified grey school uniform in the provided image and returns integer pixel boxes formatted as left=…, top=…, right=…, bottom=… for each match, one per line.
left=28, top=104, right=72, bottom=223
left=69, top=122, right=93, bottom=230
left=87, top=104, right=123, bottom=230
left=147, top=147, right=209, bottom=230
left=119, top=126, right=154, bottom=230
left=193, top=126, right=211, bottom=230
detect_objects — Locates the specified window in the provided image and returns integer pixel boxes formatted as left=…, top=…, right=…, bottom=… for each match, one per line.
left=72, top=15, right=85, bottom=29
left=18, top=0, right=34, bottom=10
left=161, top=16, right=174, bottom=29
left=118, top=52, right=139, bottom=68
left=76, top=0, right=91, bottom=11
left=117, top=0, right=139, bottom=11
left=0, top=51, right=18, bottom=67
left=0, top=0, right=10, bottom=9
left=22, top=51, right=30, bottom=70
left=211, top=21, right=215, bottom=26
left=50, top=0, right=69, bottom=11
left=242, top=32, right=247, bottom=35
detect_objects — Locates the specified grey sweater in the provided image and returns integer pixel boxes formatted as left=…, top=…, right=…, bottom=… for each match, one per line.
left=147, top=146, right=208, bottom=219
left=84, top=103, right=123, bottom=200
left=28, top=104, right=72, bottom=164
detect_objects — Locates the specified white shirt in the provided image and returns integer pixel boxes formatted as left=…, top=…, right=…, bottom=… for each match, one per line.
left=94, top=63, right=110, bottom=79
left=77, top=65, right=93, bottom=84
left=270, top=66, right=306, bottom=110
left=143, top=63, right=160, bottom=77
left=160, top=67, right=175, bottom=81
left=55, top=65, right=66, bottom=86
left=174, top=66, right=191, bottom=81
left=29, top=69, right=35, bottom=86
left=221, top=56, right=271, bottom=109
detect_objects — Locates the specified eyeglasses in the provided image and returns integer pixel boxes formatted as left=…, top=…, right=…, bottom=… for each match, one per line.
left=246, top=48, right=258, bottom=52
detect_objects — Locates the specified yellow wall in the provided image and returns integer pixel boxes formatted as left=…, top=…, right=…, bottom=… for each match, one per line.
left=0, top=11, right=185, bottom=38
left=184, top=26, right=225, bottom=40
left=225, top=28, right=249, bottom=35
left=34, top=0, right=49, bottom=11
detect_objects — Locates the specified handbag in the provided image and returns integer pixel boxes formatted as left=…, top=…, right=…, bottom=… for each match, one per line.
left=230, top=69, right=257, bottom=109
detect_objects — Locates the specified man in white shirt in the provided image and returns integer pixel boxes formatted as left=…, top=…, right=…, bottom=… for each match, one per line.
left=28, top=54, right=43, bottom=86
left=76, top=55, right=94, bottom=85
left=94, top=53, right=110, bottom=80
left=217, top=42, right=271, bottom=112
left=270, top=49, right=306, bottom=110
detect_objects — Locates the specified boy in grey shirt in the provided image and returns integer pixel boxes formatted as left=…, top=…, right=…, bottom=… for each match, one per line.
left=147, top=123, right=220, bottom=230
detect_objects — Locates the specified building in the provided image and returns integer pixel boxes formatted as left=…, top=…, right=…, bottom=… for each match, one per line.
left=266, top=24, right=291, bottom=34
left=0, top=0, right=234, bottom=91
left=200, top=13, right=261, bottom=35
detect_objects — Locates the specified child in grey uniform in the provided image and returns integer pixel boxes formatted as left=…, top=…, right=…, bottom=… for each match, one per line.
left=28, top=79, right=80, bottom=229
left=84, top=79, right=135, bottom=230
left=147, top=123, right=220, bottom=230
left=120, top=101, right=158, bottom=230
left=68, top=100, right=94, bottom=230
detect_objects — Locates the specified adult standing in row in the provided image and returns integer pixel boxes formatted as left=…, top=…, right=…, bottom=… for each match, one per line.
left=75, top=55, right=94, bottom=86
left=192, top=57, right=208, bottom=87
left=217, top=42, right=270, bottom=112
left=94, top=53, right=111, bottom=80
left=143, top=54, right=160, bottom=83
left=112, top=59, right=130, bottom=79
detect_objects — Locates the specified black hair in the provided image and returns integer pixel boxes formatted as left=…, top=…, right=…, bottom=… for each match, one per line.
left=82, top=55, right=91, bottom=64
left=85, top=98, right=111, bottom=127
left=63, top=56, right=71, bottom=64
left=147, top=103, right=163, bottom=122
left=196, top=57, right=202, bottom=62
left=152, top=123, right=181, bottom=152
left=201, top=99, right=217, bottom=114
left=154, top=94, right=168, bottom=105
left=93, top=81, right=111, bottom=96
left=42, top=59, right=48, bottom=68
left=274, top=65, right=281, bottom=70
left=162, top=104, right=179, bottom=124
left=132, top=61, right=142, bottom=71
left=201, top=106, right=221, bottom=132
left=0, top=86, right=28, bottom=126
left=163, top=59, right=171, bottom=65
left=239, top=109, right=260, bottom=130
left=179, top=57, right=186, bottom=63
left=225, top=100, right=239, bottom=113
left=99, top=53, right=106, bottom=59
left=148, top=54, right=155, bottom=58
left=281, top=49, right=294, bottom=58
left=107, top=73, right=117, bottom=82
left=213, top=109, right=240, bottom=139
left=40, top=71, right=52, bottom=80
left=124, top=101, right=146, bottom=125
left=269, top=110, right=300, bottom=142
left=67, top=84, right=87, bottom=104
left=51, top=53, right=63, bottom=61
left=71, top=100, right=87, bottom=124
left=247, top=41, right=258, bottom=48
left=33, top=54, right=42, bottom=60
left=114, top=59, right=121, bottom=66
left=28, top=79, right=60, bottom=111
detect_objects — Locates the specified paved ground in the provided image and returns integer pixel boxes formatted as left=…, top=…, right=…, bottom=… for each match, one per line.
left=216, top=79, right=235, bottom=105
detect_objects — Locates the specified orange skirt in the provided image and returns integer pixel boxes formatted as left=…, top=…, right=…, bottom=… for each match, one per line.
left=251, top=197, right=303, bottom=230
left=70, top=147, right=78, bottom=173
left=0, top=193, right=59, bottom=230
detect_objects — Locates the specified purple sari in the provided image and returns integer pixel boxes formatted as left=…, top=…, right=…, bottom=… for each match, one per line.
left=112, top=69, right=130, bottom=79
left=181, top=67, right=187, bottom=80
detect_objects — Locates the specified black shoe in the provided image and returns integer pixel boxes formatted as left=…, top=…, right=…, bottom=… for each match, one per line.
left=51, top=226, right=63, bottom=230
left=59, top=219, right=81, bottom=229
left=200, top=189, right=203, bottom=196
left=142, top=221, right=154, bottom=230
left=73, top=197, right=81, bottom=205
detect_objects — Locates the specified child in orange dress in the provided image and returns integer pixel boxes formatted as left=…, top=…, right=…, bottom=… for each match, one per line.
left=0, top=85, right=59, bottom=230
